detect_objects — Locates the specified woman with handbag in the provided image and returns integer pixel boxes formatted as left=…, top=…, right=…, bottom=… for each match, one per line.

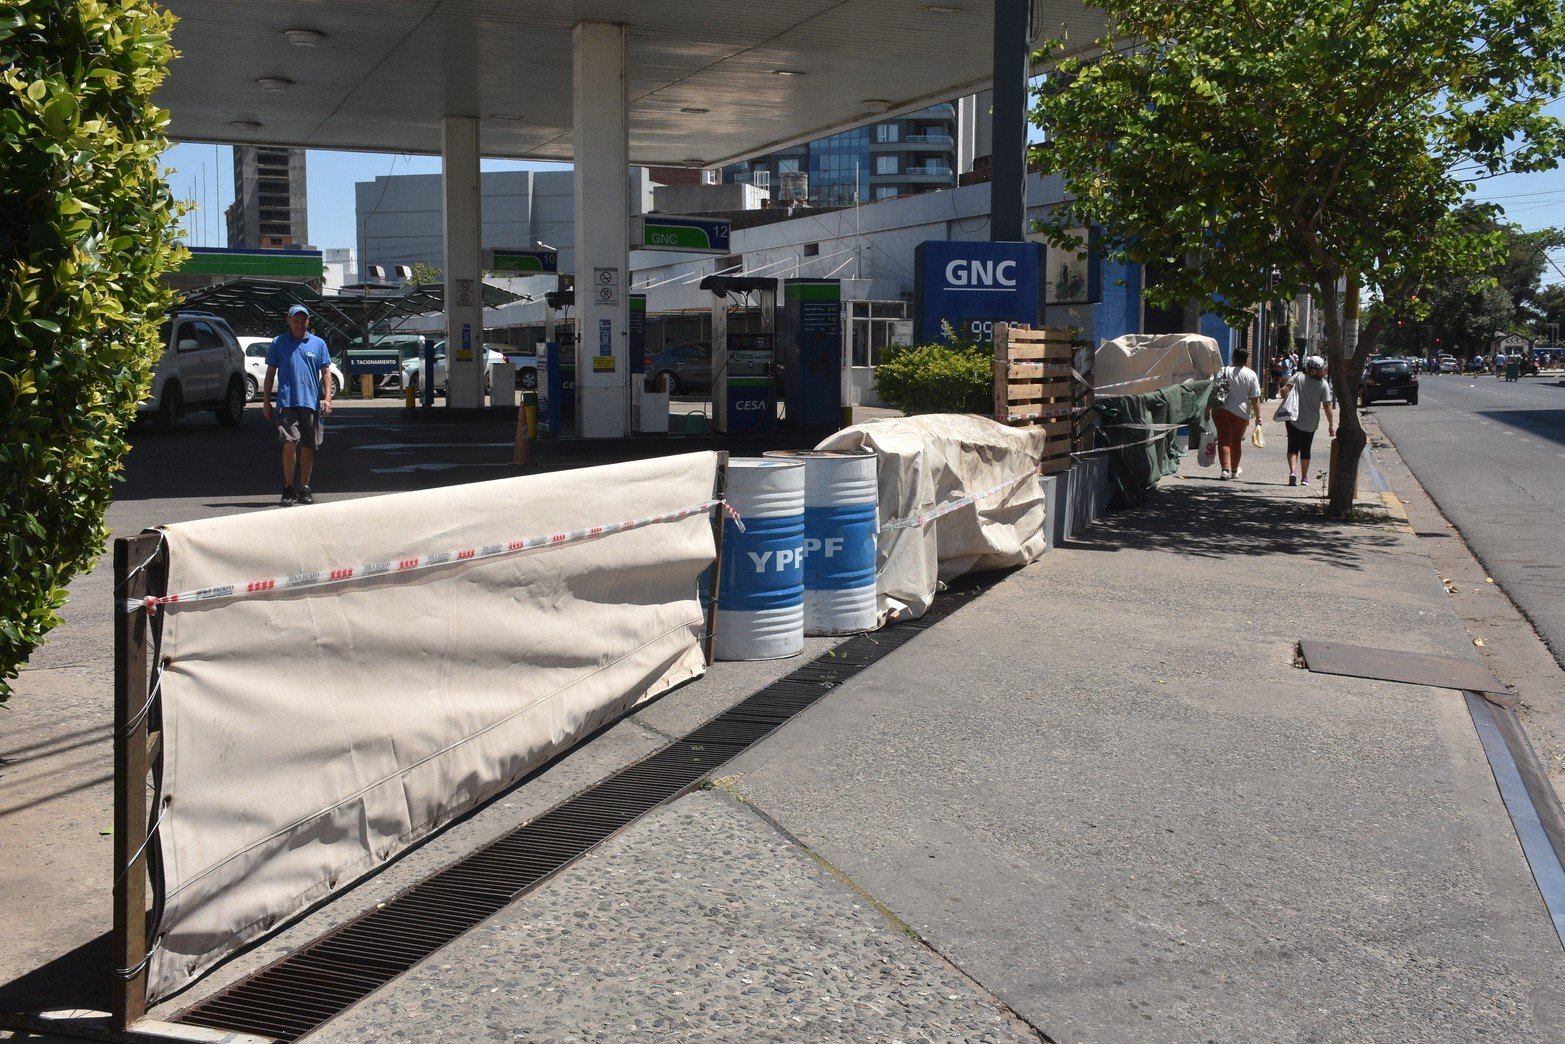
left=1276, top=355, right=1335, bottom=486
left=1204, top=346, right=1264, bottom=480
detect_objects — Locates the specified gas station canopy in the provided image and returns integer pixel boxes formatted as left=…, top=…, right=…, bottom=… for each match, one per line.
left=156, top=1, right=1105, bottom=165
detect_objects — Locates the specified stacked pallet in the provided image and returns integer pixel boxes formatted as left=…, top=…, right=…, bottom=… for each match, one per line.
left=993, top=325, right=1093, bottom=475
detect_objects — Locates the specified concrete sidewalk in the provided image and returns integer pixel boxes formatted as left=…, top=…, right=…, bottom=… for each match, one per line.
left=8, top=427, right=1565, bottom=1042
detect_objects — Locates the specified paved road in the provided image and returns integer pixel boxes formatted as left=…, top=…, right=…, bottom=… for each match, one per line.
left=1370, top=373, right=1565, bottom=668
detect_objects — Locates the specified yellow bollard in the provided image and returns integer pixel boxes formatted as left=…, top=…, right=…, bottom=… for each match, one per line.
left=404, top=385, right=416, bottom=408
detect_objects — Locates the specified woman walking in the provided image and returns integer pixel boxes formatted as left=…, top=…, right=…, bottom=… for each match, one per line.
left=1204, top=346, right=1263, bottom=480
left=1278, top=355, right=1335, bottom=486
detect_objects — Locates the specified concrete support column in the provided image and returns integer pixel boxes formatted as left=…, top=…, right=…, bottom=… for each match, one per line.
left=573, top=21, right=630, bottom=438
left=442, top=115, right=485, bottom=409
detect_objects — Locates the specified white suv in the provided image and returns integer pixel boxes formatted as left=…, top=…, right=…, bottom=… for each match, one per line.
left=138, top=311, right=247, bottom=432
left=239, top=337, right=344, bottom=403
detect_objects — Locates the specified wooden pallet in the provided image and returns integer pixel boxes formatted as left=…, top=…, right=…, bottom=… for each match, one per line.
left=993, top=325, right=1091, bottom=474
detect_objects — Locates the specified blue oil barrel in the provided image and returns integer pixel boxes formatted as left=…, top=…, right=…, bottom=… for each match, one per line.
left=765, top=450, right=878, bottom=634
left=716, top=459, right=805, bottom=660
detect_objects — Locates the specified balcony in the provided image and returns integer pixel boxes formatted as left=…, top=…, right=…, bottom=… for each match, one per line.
left=903, top=165, right=952, bottom=177
left=906, top=133, right=953, bottom=145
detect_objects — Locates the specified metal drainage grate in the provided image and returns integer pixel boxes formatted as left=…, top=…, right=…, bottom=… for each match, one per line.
left=176, top=580, right=986, bottom=1041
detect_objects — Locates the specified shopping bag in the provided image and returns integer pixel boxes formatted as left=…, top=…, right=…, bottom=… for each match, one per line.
left=1250, top=426, right=1266, bottom=448
left=1273, top=386, right=1298, bottom=422
left=1198, top=427, right=1217, bottom=467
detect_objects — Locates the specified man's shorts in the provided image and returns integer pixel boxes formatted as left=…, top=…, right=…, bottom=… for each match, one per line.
left=275, top=406, right=324, bottom=448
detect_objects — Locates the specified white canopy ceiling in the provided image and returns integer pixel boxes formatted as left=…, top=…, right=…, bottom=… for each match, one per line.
left=157, top=1, right=1106, bottom=166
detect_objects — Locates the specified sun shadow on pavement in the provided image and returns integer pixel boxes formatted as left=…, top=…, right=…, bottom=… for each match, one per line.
left=0, top=932, right=111, bottom=1014
left=1063, top=478, right=1399, bottom=566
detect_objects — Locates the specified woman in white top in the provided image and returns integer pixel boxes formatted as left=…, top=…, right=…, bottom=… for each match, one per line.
left=1203, top=346, right=1264, bottom=480
left=1279, top=355, right=1335, bottom=486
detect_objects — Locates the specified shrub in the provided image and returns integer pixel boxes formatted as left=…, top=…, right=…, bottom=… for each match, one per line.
left=1, top=0, right=185, bottom=705
left=872, top=329, right=994, bottom=416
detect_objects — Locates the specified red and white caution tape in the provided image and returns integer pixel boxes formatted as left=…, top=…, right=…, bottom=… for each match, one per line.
left=132, top=499, right=736, bottom=615
left=1071, top=429, right=1182, bottom=458
left=879, top=469, right=1039, bottom=533
left=998, top=403, right=1090, bottom=424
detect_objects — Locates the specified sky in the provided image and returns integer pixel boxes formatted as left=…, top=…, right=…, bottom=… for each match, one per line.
left=162, top=125, right=1565, bottom=282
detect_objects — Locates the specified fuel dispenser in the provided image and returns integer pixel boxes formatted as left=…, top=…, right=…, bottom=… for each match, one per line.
left=540, top=289, right=576, bottom=435
left=700, top=276, right=778, bottom=435
left=777, top=278, right=843, bottom=432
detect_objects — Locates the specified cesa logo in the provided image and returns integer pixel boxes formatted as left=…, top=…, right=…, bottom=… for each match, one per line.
left=944, top=258, right=1018, bottom=290
left=735, top=399, right=767, bottom=411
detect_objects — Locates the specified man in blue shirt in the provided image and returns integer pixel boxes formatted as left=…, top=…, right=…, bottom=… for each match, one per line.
left=262, top=304, right=334, bottom=505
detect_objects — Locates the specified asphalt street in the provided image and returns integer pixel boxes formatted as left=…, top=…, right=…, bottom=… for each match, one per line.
left=1369, top=373, right=1565, bottom=670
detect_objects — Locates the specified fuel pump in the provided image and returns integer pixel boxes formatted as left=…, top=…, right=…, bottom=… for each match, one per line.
left=777, top=278, right=843, bottom=432
left=541, top=289, right=576, bottom=436
left=700, top=276, right=777, bottom=435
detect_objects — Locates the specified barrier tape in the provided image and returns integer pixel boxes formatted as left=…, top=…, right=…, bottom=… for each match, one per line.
left=999, top=403, right=1092, bottom=424
left=1071, top=429, right=1181, bottom=458
left=1091, top=369, right=1210, bottom=393
left=131, top=499, right=737, bottom=615
left=879, top=469, right=1039, bottom=533
left=1099, top=422, right=1186, bottom=433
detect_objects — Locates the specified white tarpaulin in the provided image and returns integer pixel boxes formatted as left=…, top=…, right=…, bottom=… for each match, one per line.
left=816, top=415, right=1048, bottom=623
left=1095, top=333, right=1221, bottom=397
left=146, top=452, right=719, bottom=999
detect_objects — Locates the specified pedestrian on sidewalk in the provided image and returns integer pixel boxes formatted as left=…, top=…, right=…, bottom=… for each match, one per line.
left=1277, top=355, right=1335, bottom=486
left=1205, top=346, right=1263, bottom=480
left=262, top=304, right=333, bottom=506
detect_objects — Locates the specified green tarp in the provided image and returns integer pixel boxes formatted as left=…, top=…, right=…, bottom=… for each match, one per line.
left=1094, top=379, right=1214, bottom=509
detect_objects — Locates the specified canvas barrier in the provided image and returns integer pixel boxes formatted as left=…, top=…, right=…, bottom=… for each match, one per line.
left=144, top=452, right=720, bottom=1000
left=1094, top=332, right=1221, bottom=397
left=816, top=415, right=1048, bottom=622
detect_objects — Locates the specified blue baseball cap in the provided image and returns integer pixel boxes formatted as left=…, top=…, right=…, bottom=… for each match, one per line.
left=288, top=304, right=309, bottom=317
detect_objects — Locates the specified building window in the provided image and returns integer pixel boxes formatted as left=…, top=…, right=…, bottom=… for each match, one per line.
left=874, top=186, right=898, bottom=200
left=875, top=155, right=898, bottom=175
left=875, top=124, right=900, bottom=143
left=778, top=158, right=801, bottom=173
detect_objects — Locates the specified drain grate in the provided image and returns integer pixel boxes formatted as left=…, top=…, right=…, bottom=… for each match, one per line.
left=175, top=581, right=984, bottom=1041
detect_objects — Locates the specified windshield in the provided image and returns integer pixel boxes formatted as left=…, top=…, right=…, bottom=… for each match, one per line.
left=1372, top=361, right=1411, bottom=376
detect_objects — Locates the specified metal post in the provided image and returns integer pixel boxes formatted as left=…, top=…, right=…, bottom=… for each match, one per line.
left=112, top=533, right=162, bottom=1032
left=990, top=0, right=1030, bottom=242
left=704, top=452, right=729, bottom=665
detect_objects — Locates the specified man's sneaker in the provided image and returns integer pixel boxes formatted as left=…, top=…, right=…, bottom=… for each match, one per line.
left=1219, top=469, right=1231, bottom=480
left=1288, top=473, right=1298, bottom=486
left=1301, top=477, right=1311, bottom=487
left=280, top=485, right=297, bottom=506
left=1233, top=467, right=1243, bottom=478
left=297, top=486, right=315, bottom=505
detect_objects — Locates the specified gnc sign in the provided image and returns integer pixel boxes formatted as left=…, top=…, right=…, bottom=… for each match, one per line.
left=915, top=241, right=1044, bottom=342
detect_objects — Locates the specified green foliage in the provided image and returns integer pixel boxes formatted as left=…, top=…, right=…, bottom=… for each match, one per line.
left=1032, top=0, right=1565, bottom=513
left=1, top=0, right=185, bottom=704
left=404, top=261, right=441, bottom=287
left=872, top=327, right=993, bottom=416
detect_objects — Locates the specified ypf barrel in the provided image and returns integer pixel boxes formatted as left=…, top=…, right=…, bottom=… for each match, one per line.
left=716, top=458, right=805, bottom=660
left=764, top=450, right=879, bottom=635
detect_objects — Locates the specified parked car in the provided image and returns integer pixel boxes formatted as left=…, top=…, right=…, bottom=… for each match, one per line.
left=644, top=342, right=712, bottom=395
left=402, top=345, right=533, bottom=395
left=239, top=337, right=344, bottom=403
left=137, top=311, right=247, bottom=432
left=1361, top=358, right=1419, bottom=406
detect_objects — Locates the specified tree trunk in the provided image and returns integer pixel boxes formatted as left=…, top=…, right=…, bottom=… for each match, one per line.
left=1324, top=280, right=1371, bottom=518
left=1328, top=412, right=1366, bottom=516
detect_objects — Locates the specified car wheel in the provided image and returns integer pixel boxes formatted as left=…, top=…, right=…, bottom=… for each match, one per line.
left=406, top=372, right=419, bottom=395
left=245, top=374, right=259, bottom=403
left=658, top=370, right=679, bottom=395
left=154, top=382, right=181, bottom=433
left=1359, top=394, right=1371, bottom=408
left=330, top=373, right=342, bottom=398
left=519, top=368, right=538, bottom=391
left=216, top=376, right=245, bottom=428
left=1408, top=391, right=1418, bottom=405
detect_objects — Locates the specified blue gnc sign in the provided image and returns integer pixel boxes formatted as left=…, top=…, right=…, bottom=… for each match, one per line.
left=914, top=241, right=1045, bottom=343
